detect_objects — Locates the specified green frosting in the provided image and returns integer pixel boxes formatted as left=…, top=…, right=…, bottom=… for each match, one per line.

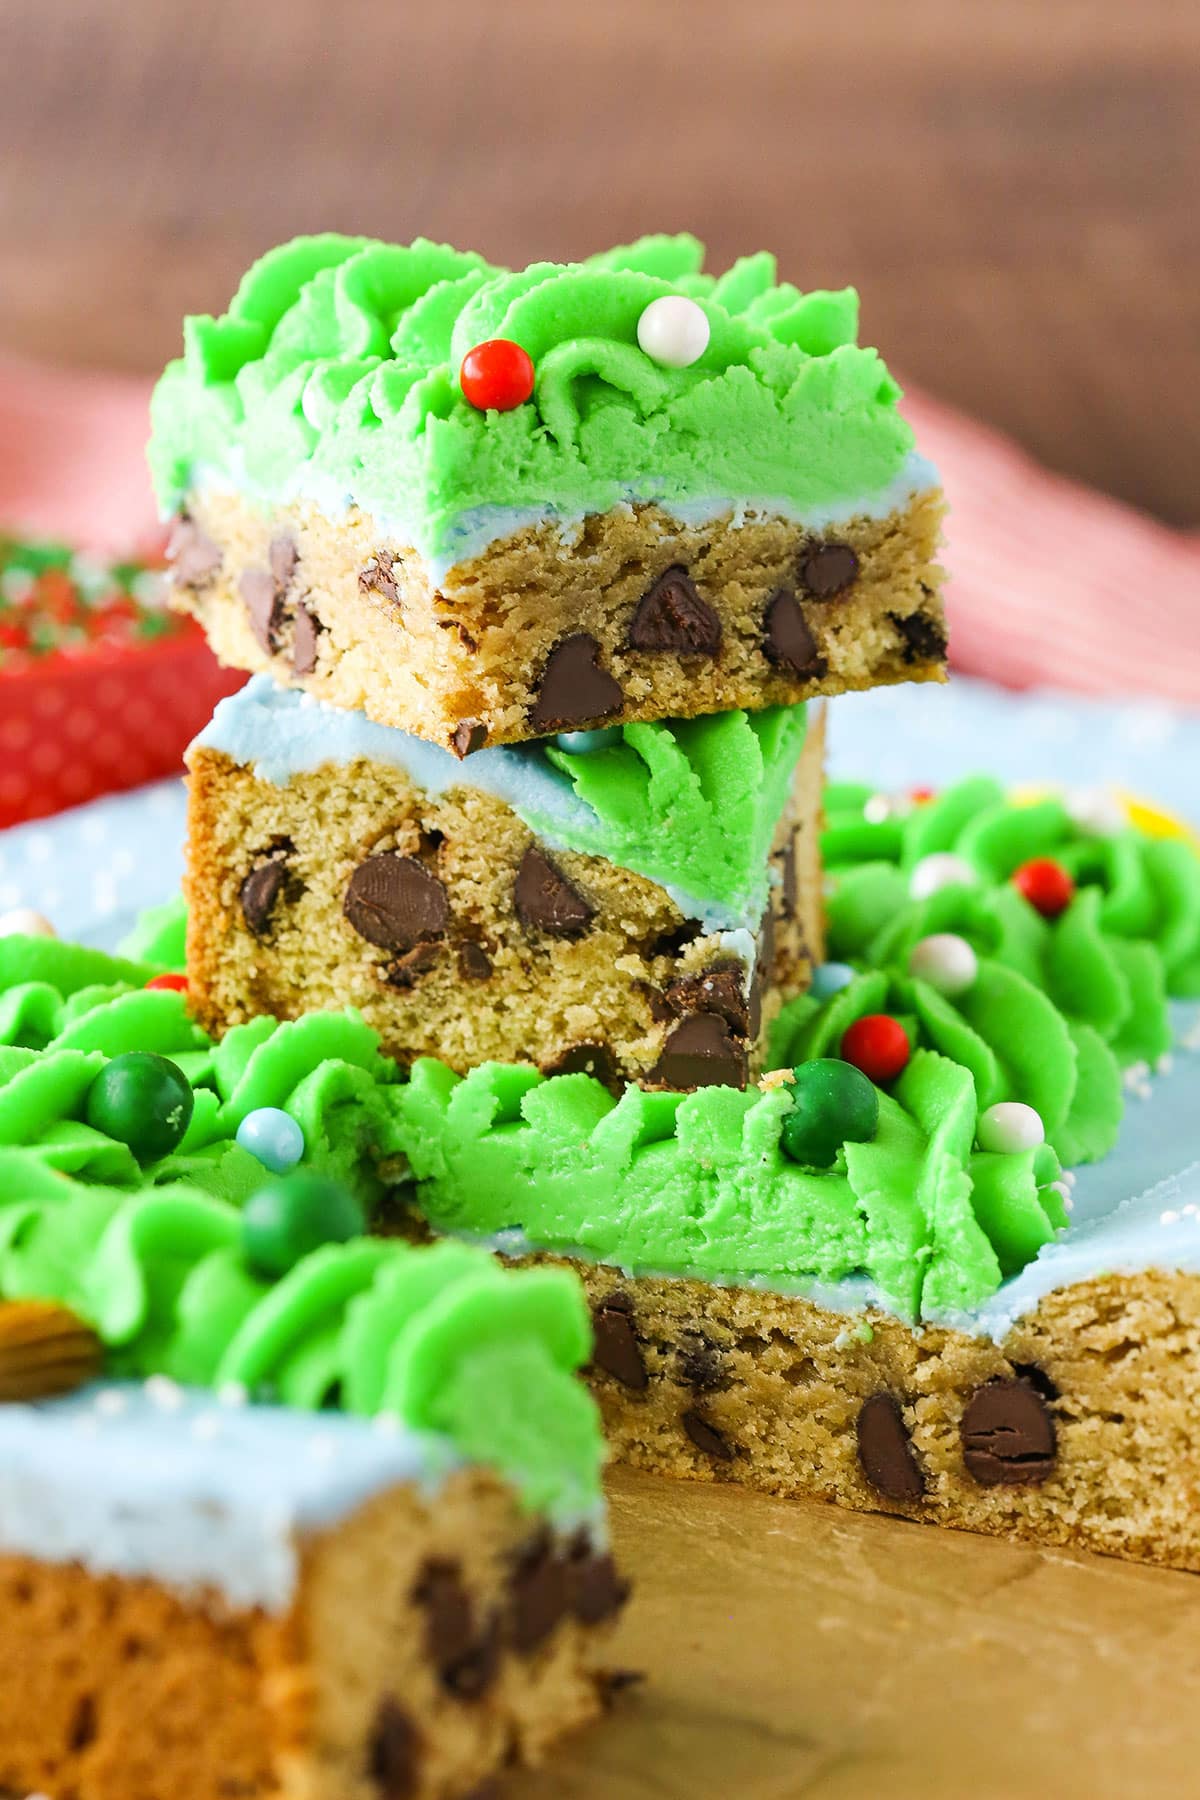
left=148, top=233, right=917, bottom=561
left=0, top=1154, right=601, bottom=1515
left=538, top=704, right=807, bottom=917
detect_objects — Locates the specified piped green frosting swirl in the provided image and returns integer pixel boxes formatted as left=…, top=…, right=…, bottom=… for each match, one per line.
left=149, top=233, right=918, bottom=561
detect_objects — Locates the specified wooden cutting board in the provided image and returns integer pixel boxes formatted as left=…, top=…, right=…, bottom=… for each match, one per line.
left=525, top=1469, right=1200, bottom=1799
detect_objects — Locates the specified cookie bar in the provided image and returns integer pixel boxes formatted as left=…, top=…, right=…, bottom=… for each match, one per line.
left=151, top=232, right=946, bottom=751
left=390, top=776, right=1200, bottom=1569
left=184, top=679, right=825, bottom=1088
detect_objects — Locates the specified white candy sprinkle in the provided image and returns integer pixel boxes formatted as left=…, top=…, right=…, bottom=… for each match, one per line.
left=1157, top=1053, right=1175, bottom=1076
left=1064, top=786, right=1127, bottom=836
left=0, top=907, right=56, bottom=939
left=908, top=932, right=978, bottom=997
left=1161, top=1209, right=1180, bottom=1226
left=863, top=794, right=892, bottom=825
left=636, top=295, right=711, bottom=369
left=977, top=1101, right=1045, bottom=1155
left=217, top=1381, right=249, bottom=1409
left=908, top=853, right=977, bottom=901
left=144, top=1374, right=184, bottom=1413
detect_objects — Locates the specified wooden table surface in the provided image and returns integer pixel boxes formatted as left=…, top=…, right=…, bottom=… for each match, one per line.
left=533, top=1469, right=1200, bottom=1800
left=0, top=0, right=1198, bottom=525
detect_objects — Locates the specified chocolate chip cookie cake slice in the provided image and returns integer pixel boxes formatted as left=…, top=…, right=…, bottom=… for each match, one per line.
left=151, top=232, right=945, bottom=753
left=184, top=677, right=825, bottom=1088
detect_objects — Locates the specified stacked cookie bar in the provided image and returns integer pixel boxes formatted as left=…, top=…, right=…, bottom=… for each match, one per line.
left=158, top=232, right=946, bottom=1089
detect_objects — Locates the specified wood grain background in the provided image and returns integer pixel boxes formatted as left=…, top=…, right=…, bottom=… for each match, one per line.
left=0, top=0, right=1197, bottom=523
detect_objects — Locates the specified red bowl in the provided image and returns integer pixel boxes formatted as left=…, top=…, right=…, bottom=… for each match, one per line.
left=0, top=619, right=244, bottom=827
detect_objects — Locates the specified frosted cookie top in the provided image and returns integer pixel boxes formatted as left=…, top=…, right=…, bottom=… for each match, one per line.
left=148, top=233, right=924, bottom=562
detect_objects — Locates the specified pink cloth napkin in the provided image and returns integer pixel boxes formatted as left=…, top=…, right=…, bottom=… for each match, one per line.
left=2, top=352, right=1198, bottom=703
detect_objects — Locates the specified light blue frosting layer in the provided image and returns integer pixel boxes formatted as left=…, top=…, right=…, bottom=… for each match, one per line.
left=0, top=1382, right=460, bottom=1610
left=193, top=676, right=769, bottom=933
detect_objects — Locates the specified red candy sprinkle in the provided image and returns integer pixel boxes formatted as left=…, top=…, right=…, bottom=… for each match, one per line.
left=459, top=339, right=536, bottom=412
left=145, top=972, right=189, bottom=993
left=840, top=1014, right=911, bottom=1084
left=1012, top=857, right=1075, bottom=920
left=910, top=785, right=936, bottom=806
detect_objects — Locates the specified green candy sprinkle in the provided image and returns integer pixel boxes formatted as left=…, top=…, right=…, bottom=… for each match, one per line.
left=242, top=1170, right=367, bottom=1278
left=780, top=1058, right=880, bottom=1167
left=84, top=1052, right=195, bottom=1161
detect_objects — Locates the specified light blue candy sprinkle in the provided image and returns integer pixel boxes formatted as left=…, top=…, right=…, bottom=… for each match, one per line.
left=810, top=961, right=857, bottom=999
left=554, top=727, right=622, bottom=754
left=236, top=1106, right=305, bottom=1174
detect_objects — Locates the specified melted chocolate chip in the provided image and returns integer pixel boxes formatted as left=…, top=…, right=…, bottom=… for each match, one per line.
left=641, top=920, right=703, bottom=961
left=663, top=961, right=751, bottom=1035
left=239, top=842, right=296, bottom=937
left=567, top=1537, right=630, bottom=1624
left=541, top=1042, right=622, bottom=1091
left=508, top=1533, right=570, bottom=1654
left=678, top=1334, right=726, bottom=1393
left=239, top=569, right=285, bottom=655
left=775, top=835, right=798, bottom=920
left=292, top=601, right=321, bottom=676
left=344, top=855, right=450, bottom=953
left=412, top=1560, right=499, bottom=1699
left=166, top=516, right=222, bottom=588
left=648, top=1014, right=748, bottom=1091
left=591, top=1299, right=649, bottom=1391
left=798, top=541, right=859, bottom=598
left=269, top=534, right=297, bottom=588
left=763, top=589, right=827, bottom=678
left=450, top=719, right=488, bottom=758
left=856, top=1392, right=926, bottom=1503
left=961, top=1378, right=1057, bottom=1487
left=890, top=609, right=948, bottom=664
left=367, top=1697, right=420, bottom=1798
left=529, top=633, right=624, bottom=734
left=514, top=846, right=595, bottom=939
left=382, top=942, right=442, bottom=989
left=457, top=941, right=494, bottom=981
left=360, top=551, right=399, bottom=605
left=626, top=565, right=722, bottom=657
left=681, top=1408, right=735, bottom=1462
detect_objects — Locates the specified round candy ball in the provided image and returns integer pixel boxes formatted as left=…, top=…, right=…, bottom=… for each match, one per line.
left=0, top=907, right=56, bottom=938
left=780, top=1058, right=880, bottom=1167
left=85, top=1052, right=194, bottom=1161
left=1012, top=857, right=1075, bottom=920
left=908, top=932, right=978, bottom=997
left=810, top=961, right=857, bottom=1000
left=555, top=726, right=622, bottom=754
left=236, top=1106, right=305, bottom=1175
left=145, top=972, right=189, bottom=994
left=840, top=1013, right=910, bottom=1083
left=459, top=338, right=535, bottom=412
left=977, top=1101, right=1045, bottom=1155
left=636, top=295, right=711, bottom=369
left=242, top=1171, right=367, bottom=1279
left=908, top=853, right=977, bottom=901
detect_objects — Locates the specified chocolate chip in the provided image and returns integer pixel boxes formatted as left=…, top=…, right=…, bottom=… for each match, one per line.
left=292, top=601, right=321, bottom=676
left=638, top=983, right=673, bottom=1024
left=344, top=855, right=450, bottom=954
left=775, top=835, right=798, bottom=920
left=626, top=565, right=721, bottom=657
left=648, top=1014, right=748, bottom=1091
left=166, top=516, right=222, bottom=588
left=514, top=846, right=595, bottom=939
left=360, top=551, right=399, bottom=604
left=383, top=942, right=442, bottom=989
left=1010, top=1361, right=1060, bottom=1402
left=508, top=1533, right=570, bottom=1654
left=450, top=719, right=487, bottom=758
left=239, top=569, right=285, bottom=655
left=641, top=920, right=702, bottom=961
left=412, top=1560, right=499, bottom=1699
left=961, top=1378, right=1057, bottom=1487
left=678, top=1335, right=726, bottom=1394
left=890, top=609, right=948, bottom=664
left=541, top=1042, right=622, bottom=1091
left=591, top=1301, right=649, bottom=1391
left=763, top=589, right=827, bottom=678
left=798, top=541, right=859, bottom=598
left=682, top=1409, right=735, bottom=1462
left=856, top=1392, right=926, bottom=1503
left=567, top=1538, right=630, bottom=1624
left=239, top=843, right=295, bottom=937
left=367, top=1696, right=420, bottom=1798
left=457, top=942, right=494, bottom=981
left=529, top=633, right=624, bottom=734
left=269, top=534, right=297, bottom=588
left=664, top=960, right=750, bottom=1035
